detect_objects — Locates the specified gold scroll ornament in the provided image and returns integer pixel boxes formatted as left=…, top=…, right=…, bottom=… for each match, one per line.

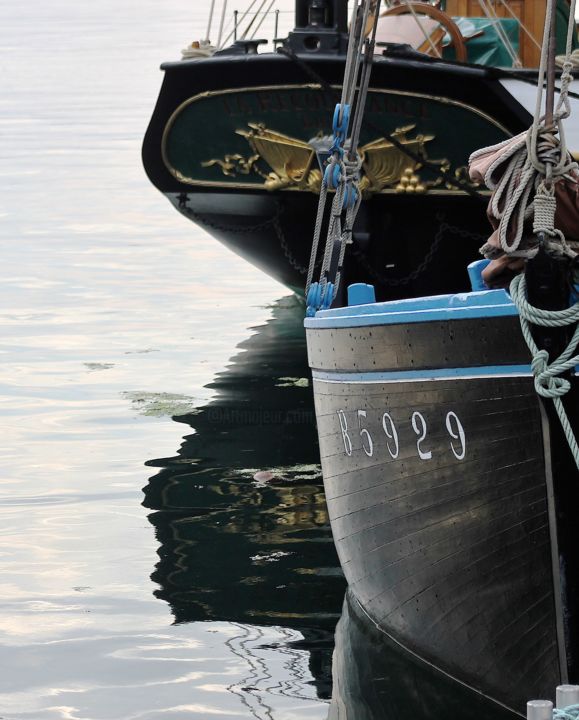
left=202, top=123, right=450, bottom=195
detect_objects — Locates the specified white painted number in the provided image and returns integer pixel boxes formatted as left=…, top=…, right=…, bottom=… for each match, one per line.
left=411, top=412, right=432, bottom=460
left=357, top=410, right=374, bottom=457
left=446, top=411, right=466, bottom=460
left=381, top=412, right=399, bottom=459
left=337, top=410, right=352, bottom=457
left=338, top=408, right=465, bottom=462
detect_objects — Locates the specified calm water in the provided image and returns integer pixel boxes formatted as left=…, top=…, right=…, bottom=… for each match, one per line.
left=0, top=2, right=346, bottom=718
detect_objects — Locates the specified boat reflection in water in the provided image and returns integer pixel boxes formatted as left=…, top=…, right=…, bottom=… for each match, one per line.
left=142, top=296, right=345, bottom=700
left=329, top=591, right=519, bottom=720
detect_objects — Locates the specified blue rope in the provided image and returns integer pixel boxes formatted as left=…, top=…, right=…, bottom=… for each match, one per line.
left=554, top=704, right=579, bottom=719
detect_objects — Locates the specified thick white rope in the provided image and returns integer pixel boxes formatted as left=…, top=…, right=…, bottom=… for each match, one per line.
left=469, top=0, right=578, bottom=262
left=499, top=0, right=579, bottom=470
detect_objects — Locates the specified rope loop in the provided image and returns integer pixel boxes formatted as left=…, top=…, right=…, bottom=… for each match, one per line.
left=531, top=349, right=572, bottom=398
left=510, top=273, right=579, bottom=470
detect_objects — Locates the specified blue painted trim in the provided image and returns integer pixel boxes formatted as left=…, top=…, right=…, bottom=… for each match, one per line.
left=312, top=365, right=534, bottom=383
left=304, top=289, right=518, bottom=329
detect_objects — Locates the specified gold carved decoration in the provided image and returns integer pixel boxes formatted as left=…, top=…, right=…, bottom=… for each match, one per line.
left=202, top=123, right=451, bottom=196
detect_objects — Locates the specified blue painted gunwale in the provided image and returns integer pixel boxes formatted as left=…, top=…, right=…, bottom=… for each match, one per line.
left=312, top=365, right=534, bottom=383
left=304, top=289, right=517, bottom=329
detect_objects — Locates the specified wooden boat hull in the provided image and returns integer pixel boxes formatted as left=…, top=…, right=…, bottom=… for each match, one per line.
left=306, top=291, right=579, bottom=712
left=329, top=590, right=520, bottom=720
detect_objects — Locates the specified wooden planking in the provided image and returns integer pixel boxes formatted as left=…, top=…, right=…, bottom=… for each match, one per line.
left=306, top=316, right=529, bottom=372
left=313, top=368, right=559, bottom=710
left=444, top=0, right=545, bottom=67
left=328, top=590, right=520, bottom=720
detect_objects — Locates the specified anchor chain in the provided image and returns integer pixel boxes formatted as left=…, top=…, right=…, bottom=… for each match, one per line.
left=351, top=214, right=486, bottom=287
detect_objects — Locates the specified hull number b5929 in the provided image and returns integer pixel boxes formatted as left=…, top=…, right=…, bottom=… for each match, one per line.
left=337, top=409, right=466, bottom=461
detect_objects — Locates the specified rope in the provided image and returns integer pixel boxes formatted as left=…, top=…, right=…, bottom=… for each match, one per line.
left=277, top=46, right=488, bottom=200
left=510, top=274, right=579, bottom=471
left=496, top=0, right=541, bottom=51
left=401, top=0, right=442, bottom=58
left=205, top=0, right=217, bottom=43
left=470, top=0, right=578, bottom=262
left=557, top=48, right=579, bottom=69
left=219, top=0, right=259, bottom=48
left=250, top=0, right=275, bottom=39
left=217, top=0, right=228, bottom=48
left=241, top=0, right=269, bottom=40
left=469, top=0, right=579, bottom=468
left=305, top=0, right=382, bottom=315
left=554, top=704, right=579, bottom=719
left=477, top=0, right=521, bottom=68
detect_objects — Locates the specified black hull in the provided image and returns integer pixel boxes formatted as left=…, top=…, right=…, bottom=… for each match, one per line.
left=306, top=314, right=579, bottom=713
left=143, top=52, right=533, bottom=297
left=329, top=590, right=520, bottom=720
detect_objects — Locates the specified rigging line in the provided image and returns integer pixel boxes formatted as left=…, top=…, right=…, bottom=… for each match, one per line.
left=276, top=46, right=488, bottom=199
left=220, top=0, right=260, bottom=48
left=242, top=0, right=270, bottom=39
left=205, top=0, right=218, bottom=42
left=485, top=0, right=523, bottom=67
left=251, top=0, right=276, bottom=40
left=477, top=0, right=522, bottom=67
left=217, top=0, right=228, bottom=48
left=349, top=0, right=383, bottom=157
left=496, top=0, right=541, bottom=50
left=478, top=0, right=520, bottom=66
left=339, top=1, right=367, bottom=120
left=401, top=0, right=442, bottom=58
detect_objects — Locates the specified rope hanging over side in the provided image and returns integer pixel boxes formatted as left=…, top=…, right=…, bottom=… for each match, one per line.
left=468, top=0, right=579, bottom=267
left=469, top=0, right=579, bottom=467
left=305, top=0, right=381, bottom=317
left=476, top=0, right=579, bottom=471
left=510, top=274, right=579, bottom=471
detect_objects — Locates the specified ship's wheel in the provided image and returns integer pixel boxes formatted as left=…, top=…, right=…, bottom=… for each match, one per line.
left=374, top=2, right=468, bottom=62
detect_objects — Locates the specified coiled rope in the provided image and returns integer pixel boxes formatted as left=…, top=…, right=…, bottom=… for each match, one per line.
left=470, top=0, right=578, bottom=261
left=555, top=705, right=579, bottom=720
left=510, top=273, right=579, bottom=470
left=475, top=0, right=579, bottom=468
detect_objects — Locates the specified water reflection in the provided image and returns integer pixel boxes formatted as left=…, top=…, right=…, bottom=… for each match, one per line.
left=329, top=591, right=519, bottom=720
left=143, top=296, right=346, bottom=702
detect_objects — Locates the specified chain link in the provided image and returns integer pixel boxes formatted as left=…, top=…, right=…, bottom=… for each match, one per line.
left=177, top=193, right=281, bottom=234
left=178, top=193, right=312, bottom=275
left=351, top=213, right=486, bottom=287
left=272, top=211, right=310, bottom=275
